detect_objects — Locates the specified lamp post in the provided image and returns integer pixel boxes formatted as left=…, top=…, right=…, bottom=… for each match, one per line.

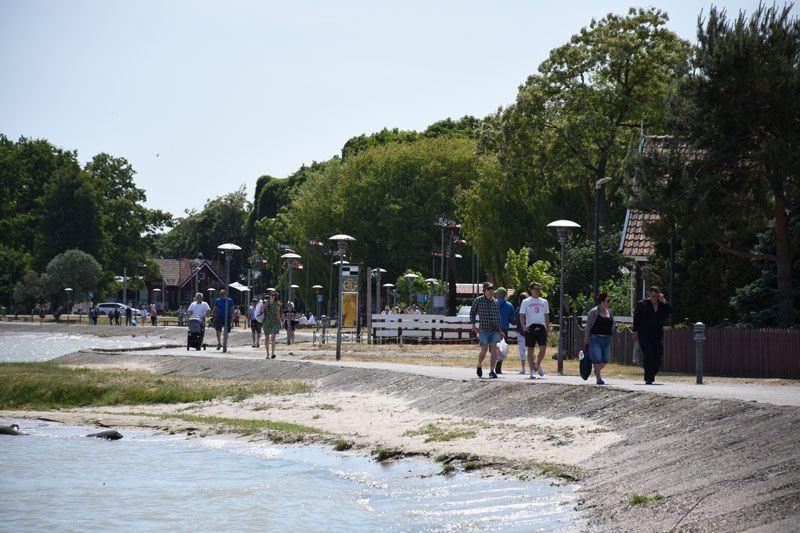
left=547, top=219, right=580, bottom=374
left=152, top=288, right=161, bottom=324
left=281, top=252, right=301, bottom=345
left=64, top=287, right=72, bottom=323
left=329, top=234, right=355, bottom=361
left=403, top=273, right=419, bottom=309
left=312, top=284, right=322, bottom=320
left=383, top=283, right=394, bottom=309
left=371, top=268, right=386, bottom=313
left=217, top=243, right=242, bottom=353
left=594, top=176, right=613, bottom=299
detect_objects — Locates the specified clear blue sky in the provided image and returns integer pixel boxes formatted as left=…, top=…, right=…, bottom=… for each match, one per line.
left=0, top=0, right=780, bottom=218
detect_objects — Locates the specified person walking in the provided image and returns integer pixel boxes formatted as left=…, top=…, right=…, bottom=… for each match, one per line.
left=470, top=282, right=503, bottom=379
left=212, top=289, right=235, bottom=350
left=178, top=305, right=185, bottom=326
left=515, top=292, right=529, bottom=374
left=494, top=287, right=515, bottom=375
left=261, top=291, right=282, bottom=359
left=584, top=291, right=617, bottom=385
left=149, top=304, right=157, bottom=326
left=519, top=282, right=551, bottom=379
left=633, top=286, right=672, bottom=385
left=125, top=303, right=133, bottom=326
left=250, top=298, right=262, bottom=348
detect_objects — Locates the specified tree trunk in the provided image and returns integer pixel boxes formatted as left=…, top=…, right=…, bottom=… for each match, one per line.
left=773, top=192, right=795, bottom=327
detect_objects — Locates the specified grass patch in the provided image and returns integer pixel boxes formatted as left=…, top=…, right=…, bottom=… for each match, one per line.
left=463, top=461, right=485, bottom=472
left=124, top=411, right=323, bottom=435
left=439, top=463, right=455, bottom=475
left=0, top=362, right=314, bottom=409
left=541, top=465, right=565, bottom=477
left=333, top=440, right=352, bottom=451
left=403, top=422, right=477, bottom=443
left=373, top=448, right=402, bottom=462
left=630, top=493, right=664, bottom=506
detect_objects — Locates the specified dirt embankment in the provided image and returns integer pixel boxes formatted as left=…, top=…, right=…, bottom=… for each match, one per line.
left=7, top=349, right=800, bottom=532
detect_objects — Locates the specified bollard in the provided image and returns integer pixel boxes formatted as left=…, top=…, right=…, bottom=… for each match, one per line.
left=694, top=322, right=705, bottom=384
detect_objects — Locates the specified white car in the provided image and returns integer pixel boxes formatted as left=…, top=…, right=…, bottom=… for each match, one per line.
left=97, top=303, right=128, bottom=316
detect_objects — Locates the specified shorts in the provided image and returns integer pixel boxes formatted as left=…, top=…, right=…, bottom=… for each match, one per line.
left=214, top=317, right=231, bottom=332
left=525, top=324, right=548, bottom=347
left=589, top=334, right=611, bottom=364
left=478, top=330, right=501, bottom=346
left=251, top=320, right=262, bottom=334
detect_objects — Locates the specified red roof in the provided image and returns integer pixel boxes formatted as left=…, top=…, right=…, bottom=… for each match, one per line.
left=620, top=209, right=658, bottom=259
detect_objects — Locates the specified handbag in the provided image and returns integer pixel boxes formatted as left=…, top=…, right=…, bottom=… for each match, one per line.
left=498, top=338, right=508, bottom=360
left=633, top=339, right=642, bottom=365
left=579, top=341, right=592, bottom=380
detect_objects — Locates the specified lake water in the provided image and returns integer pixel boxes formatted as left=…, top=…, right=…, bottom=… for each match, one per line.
left=0, top=422, right=581, bottom=532
left=0, top=332, right=167, bottom=363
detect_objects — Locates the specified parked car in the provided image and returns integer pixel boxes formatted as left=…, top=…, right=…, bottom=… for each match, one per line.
left=97, top=303, right=128, bottom=316
left=456, top=305, right=472, bottom=317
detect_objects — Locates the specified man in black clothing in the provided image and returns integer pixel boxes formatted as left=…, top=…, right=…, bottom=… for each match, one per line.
left=633, top=286, right=672, bottom=384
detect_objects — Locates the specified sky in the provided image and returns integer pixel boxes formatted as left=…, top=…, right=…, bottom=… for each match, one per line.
left=1, top=0, right=783, bottom=219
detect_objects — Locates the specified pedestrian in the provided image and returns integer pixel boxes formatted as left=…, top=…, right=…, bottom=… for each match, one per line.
left=38, top=304, right=46, bottom=324
left=494, top=287, right=515, bottom=375
left=261, top=291, right=282, bottom=359
left=470, top=282, right=503, bottom=379
left=308, top=313, right=316, bottom=327
left=519, top=282, right=551, bottom=379
left=515, top=292, right=529, bottom=374
left=233, top=306, right=240, bottom=327
left=178, top=305, right=185, bottom=326
left=286, top=301, right=297, bottom=343
left=381, top=305, right=390, bottom=315
left=140, top=305, right=147, bottom=326
left=250, top=298, right=262, bottom=348
left=212, top=289, right=235, bottom=350
left=125, top=304, right=133, bottom=326
left=188, top=292, right=210, bottom=342
left=633, top=286, right=672, bottom=385
left=114, top=308, right=121, bottom=326
left=150, top=304, right=157, bottom=326
left=584, top=291, right=617, bottom=385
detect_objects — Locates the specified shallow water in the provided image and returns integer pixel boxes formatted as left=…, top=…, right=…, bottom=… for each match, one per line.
left=0, top=332, right=166, bottom=362
left=0, top=422, right=581, bottom=532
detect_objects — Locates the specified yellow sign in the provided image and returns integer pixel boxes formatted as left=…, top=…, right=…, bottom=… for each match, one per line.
left=342, top=276, right=358, bottom=291
left=342, top=292, right=358, bottom=327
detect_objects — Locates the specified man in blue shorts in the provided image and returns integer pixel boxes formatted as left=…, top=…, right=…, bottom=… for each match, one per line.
left=212, top=289, right=235, bottom=350
left=470, top=282, right=504, bottom=379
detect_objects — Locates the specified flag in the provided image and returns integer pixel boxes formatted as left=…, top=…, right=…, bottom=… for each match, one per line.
left=308, top=240, right=324, bottom=246
left=293, top=263, right=304, bottom=269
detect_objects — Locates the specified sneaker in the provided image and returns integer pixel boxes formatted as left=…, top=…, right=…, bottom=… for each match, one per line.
left=488, top=371, right=497, bottom=379
left=271, top=354, right=276, bottom=359
left=518, top=368, right=526, bottom=375
left=476, top=365, right=483, bottom=378
left=596, top=379, right=605, bottom=385
left=216, top=345, right=221, bottom=350
left=537, top=363, right=545, bottom=377
left=530, top=371, right=536, bottom=379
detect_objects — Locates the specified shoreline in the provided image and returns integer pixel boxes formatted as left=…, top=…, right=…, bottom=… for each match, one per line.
left=2, top=324, right=799, bottom=531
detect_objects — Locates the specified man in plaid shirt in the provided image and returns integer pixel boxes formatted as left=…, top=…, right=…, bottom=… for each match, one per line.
left=470, top=281, right=504, bottom=379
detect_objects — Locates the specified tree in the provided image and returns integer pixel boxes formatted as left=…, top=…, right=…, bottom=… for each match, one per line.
left=38, top=163, right=104, bottom=267
left=43, top=249, right=104, bottom=305
left=504, top=248, right=556, bottom=305
left=13, top=270, right=44, bottom=311
left=474, top=8, right=690, bottom=239
left=631, top=4, right=800, bottom=327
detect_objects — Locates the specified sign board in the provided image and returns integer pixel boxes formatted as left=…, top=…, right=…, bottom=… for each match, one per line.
left=340, top=265, right=359, bottom=327
left=432, top=295, right=445, bottom=315
left=317, top=294, right=323, bottom=302
left=416, top=294, right=429, bottom=302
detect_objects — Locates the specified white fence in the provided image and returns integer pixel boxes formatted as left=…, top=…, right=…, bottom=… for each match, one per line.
left=370, top=314, right=523, bottom=344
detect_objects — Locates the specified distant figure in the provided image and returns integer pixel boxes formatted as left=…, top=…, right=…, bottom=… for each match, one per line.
left=261, top=291, right=282, bottom=359
left=470, top=282, right=503, bottom=379
left=299, top=313, right=308, bottom=328
left=188, top=292, right=211, bottom=338
left=140, top=306, right=147, bottom=326
left=308, top=314, right=316, bottom=327
left=519, top=282, right=551, bottom=379
left=250, top=298, right=262, bottom=348
left=125, top=304, right=133, bottom=326
left=212, top=289, right=234, bottom=350
left=381, top=306, right=390, bottom=315
left=633, top=286, right=672, bottom=385
left=39, top=304, right=46, bottom=324
left=233, top=306, right=240, bottom=327
left=585, top=291, right=617, bottom=385
left=150, top=304, right=157, bottom=326
left=178, top=306, right=185, bottom=326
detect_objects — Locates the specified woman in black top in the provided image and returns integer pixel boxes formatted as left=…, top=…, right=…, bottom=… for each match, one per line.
left=585, top=292, right=617, bottom=385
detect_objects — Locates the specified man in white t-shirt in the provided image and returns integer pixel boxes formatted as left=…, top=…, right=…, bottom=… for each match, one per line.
left=519, top=282, right=551, bottom=379
left=188, top=292, right=211, bottom=322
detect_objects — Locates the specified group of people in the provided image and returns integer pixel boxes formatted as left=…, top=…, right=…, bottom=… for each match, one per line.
left=381, top=304, right=424, bottom=314
left=470, top=281, right=671, bottom=385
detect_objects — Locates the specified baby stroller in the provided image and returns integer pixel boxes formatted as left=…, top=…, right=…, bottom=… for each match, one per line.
left=187, top=316, right=206, bottom=351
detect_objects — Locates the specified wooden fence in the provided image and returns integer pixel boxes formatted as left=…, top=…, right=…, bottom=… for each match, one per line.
left=562, top=316, right=800, bottom=379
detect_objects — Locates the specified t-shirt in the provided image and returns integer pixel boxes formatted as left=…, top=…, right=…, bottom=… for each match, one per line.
left=496, top=298, right=516, bottom=330
left=215, top=297, right=235, bottom=319
left=188, top=301, right=211, bottom=320
left=520, top=296, right=549, bottom=327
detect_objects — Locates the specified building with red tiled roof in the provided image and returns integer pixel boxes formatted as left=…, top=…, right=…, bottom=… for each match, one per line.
left=150, top=258, right=225, bottom=310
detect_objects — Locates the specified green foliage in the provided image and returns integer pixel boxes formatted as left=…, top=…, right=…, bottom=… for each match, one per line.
left=628, top=4, right=800, bottom=327
left=630, top=493, right=664, bottom=506
left=504, top=248, right=555, bottom=304
left=373, top=449, right=402, bottom=462
left=43, top=249, right=104, bottom=308
left=13, top=270, right=44, bottom=309
left=333, top=440, right=353, bottom=451
left=402, top=422, right=477, bottom=443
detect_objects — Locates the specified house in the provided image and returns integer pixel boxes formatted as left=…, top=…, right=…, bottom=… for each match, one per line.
left=149, top=258, right=225, bottom=310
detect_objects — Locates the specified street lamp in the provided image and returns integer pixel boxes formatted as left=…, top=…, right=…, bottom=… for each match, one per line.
left=547, top=219, right=580, bottom=374
left=594, top=176, right=613, bottom=300
left=383, top=283, right=394, bottom=309
left=371, top=268, right=386, bottom=313
left=64, top=287, right=73, bottom=322
left=425, top=278, right=438, bottom=313
left=404, top=273, right=419, bottom=309
left=312, top=284, right=322, bottom=320
left=217, top=243, right=242, bottom=353
left=282, top=252, right=301, bottom=345
left=329, top=234, right=355, bottom=361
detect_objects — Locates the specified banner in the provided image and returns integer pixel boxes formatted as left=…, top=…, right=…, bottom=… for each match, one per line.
left=342, top=292, right=358, bottom=327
